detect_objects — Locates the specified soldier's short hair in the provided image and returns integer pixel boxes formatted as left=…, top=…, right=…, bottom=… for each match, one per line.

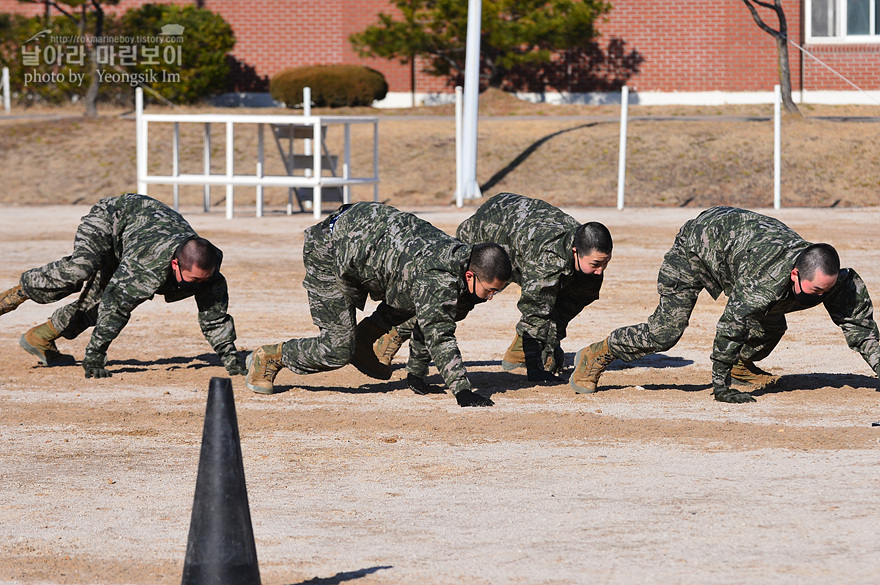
left=573, top=222, right=613, bottom=256
left=176, top=237, right=218, bottom=272
left=469, top=243, right=512, bottom=283
left=794, top=243, right=839, bottom=280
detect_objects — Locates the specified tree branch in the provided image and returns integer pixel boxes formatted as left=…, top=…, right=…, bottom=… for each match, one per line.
left=740, top=0, right=781, bottom=38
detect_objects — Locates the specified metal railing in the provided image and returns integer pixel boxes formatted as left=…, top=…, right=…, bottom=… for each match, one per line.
left=134, top=87, right=379, bottom=219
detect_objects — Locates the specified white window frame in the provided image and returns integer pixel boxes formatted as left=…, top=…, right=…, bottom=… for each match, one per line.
left=806, top=0, right=879, bottom=43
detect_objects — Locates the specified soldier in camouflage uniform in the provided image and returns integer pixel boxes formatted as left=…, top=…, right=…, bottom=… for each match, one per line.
left=245, top=202, right=512, bottom=407
left=372, top=192, right=612, bottom=392
left=570, top=206, right=880, bottom=403
left=0, top=193, right=245, bottom=378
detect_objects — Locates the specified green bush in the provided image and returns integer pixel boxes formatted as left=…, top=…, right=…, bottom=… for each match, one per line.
left=0, top=3, right=234, bottom=107
left=0, top=13, right=114, bottom=106
left=120, top=3, right=235, bottom=104
left=270, top=64, right=388, bottom=108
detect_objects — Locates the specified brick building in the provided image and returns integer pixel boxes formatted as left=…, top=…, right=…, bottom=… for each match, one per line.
left=2, top=0, right=878, bottom=105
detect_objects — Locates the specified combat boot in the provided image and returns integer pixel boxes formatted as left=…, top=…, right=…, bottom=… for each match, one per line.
left=569, top=338, right=616, bottom=394
left=20, top=320, right=76, bottom=366
left=0, top=284, right=28, bottom=316
left=245, top=343, right=284, bottom=395
left=350, top=318, right=392, bottom=380
left=501, top=334, right=525, bottom=371
left=374, top=327, right=404, bottom=367
left=731, top=359, right=780, bottom=390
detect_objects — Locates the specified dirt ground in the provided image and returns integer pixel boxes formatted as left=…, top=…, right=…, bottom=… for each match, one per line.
left=1, top=204, right=879, bottom=585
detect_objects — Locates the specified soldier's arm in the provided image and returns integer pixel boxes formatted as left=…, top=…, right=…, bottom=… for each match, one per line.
left=83, top=260, right=158, bottom=374
left=516, top=256, right=569, bottom=351
left=825, top=269, right=880, bottom=376
left=710, top=290, right=766, bottom=402
left=413, top=277, right=481, bottom=402
left=194, top=273, right=240, bottom=366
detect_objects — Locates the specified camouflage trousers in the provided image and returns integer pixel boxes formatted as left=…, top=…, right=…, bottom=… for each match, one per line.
left=516, top=271, right=603, bottom=345
left=19, top=197, right=119, bottom=340
left=608, top=241, right=786, bottom=363
left=394, top=271, right=600, bottom=377
left=280, top=212, right=409, bottom=375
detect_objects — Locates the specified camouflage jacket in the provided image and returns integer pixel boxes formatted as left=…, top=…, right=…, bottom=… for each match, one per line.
left=85, top=194, right=237, bottom=363
left=456, top=192, right=592, bottom=348
left=677, top=206, right=880, bottom=390
left=329, top=202, right=475, bottom=395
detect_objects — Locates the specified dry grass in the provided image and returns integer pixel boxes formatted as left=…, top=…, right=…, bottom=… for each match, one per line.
left=1, top=89, right=878, bottom=210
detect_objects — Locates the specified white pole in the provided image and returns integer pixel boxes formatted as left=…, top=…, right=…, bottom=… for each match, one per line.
left=2, top=67, right=10, bottom=114
left=617, top=86, right=629, bottom=211
left=303, top=86, right=311, bottom=117
left=225, top=121, right=234, bottom=219
left=172, top=122, right=180, bottom=210
left=343, top=123, right=351, bottom=204
left=256, top=123, right=264, bottom=217
left=372, top=121, right=379, bottom=203
left=460, top=0, right=482, bottom=201
left=312, top=120, right=322, bottom=220
left=203, top=124, right=211, bottom=212
left=774, top=84, right=781, bottom=210
left=136, top=88, right=147, bottom=194
left=454, top=85, right=463, bottom=207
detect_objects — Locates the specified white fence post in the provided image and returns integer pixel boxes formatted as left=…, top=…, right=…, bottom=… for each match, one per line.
left=225, top=121, right=234, bottom=219
left=774, top=84, right=781, bottom=210
left=617, top=86, right=629, bottom=210
left=136, top=88, right=147, bottom=194
left=256, top=123, right=264, bottom=217
left=203, top=124, right=212, bottom=212
left=2, top=67, right=10, bottom=114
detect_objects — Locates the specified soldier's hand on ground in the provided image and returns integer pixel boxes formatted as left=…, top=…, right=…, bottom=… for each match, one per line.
left=222, top=352, right=247, bottom=376
left=542, top=343, right=566, bottom=375
left=406, top=373, right=446, bottom=395
left=713, top=387, right=756, bottom=403
left=455, top=389, right=494, bottom=407
left=526, top=368, right=565, bottom=384
left=83, top=362, right=111, bottom=378
left=82, top=352, right=111, bottom=379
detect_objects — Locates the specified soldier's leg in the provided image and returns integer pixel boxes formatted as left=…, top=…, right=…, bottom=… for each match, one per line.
left=47, top=253, right=117, bottom=340
left=282, top=288, right=358, bottom=373
left=282, top=223, right=359, bottom=374
left=19, top=198, right=115, bottom=305
left=374, top=315, right=416, bottom=366
left=607, top=243, right=701, bottom=361
left=730, top=314, right=786, bottom=389
left=571, top=245, right=701, bottom=393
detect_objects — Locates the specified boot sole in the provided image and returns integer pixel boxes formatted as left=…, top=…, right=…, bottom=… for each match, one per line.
left=19, top=335, right=76, bottom=367
left=501, top=359, right=525, bottom=372
left=245, top=351, right=276, bottom=395
left=730, top=375, right=780, bottom=391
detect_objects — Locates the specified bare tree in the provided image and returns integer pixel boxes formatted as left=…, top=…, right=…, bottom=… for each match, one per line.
left=20, top=0, right=118, bottom=117
left=740, top=0, right=801, bottom=115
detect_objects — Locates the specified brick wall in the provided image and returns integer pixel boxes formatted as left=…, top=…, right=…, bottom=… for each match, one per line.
left=599, top=0, right=879, bottom=92
left=1, top=0, right=877, bottom=94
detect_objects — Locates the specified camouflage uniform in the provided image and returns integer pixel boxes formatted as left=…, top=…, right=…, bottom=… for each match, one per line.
left=607, top=206, right=880, bottom=394
left=282, top=202, right=479, bottom=396
left=400, top=192, right=602, bottom=377
left=19, top=193, right=239, bottom=371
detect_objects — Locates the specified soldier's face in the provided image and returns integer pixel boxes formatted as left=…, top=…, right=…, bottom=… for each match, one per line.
left=172, top=258, right=213, bottom=284
left=466, top=271, right=506, bottom=300
left=573, top=249, right=612, bottom=275
left=791, top=268, right=837, bottom=296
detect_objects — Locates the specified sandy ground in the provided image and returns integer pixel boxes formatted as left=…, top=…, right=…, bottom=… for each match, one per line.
left=1, top=204, right=879, bottom=585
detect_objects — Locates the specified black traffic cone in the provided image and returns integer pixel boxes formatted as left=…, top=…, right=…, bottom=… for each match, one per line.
left=181, top=377, right=261, bottom=585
